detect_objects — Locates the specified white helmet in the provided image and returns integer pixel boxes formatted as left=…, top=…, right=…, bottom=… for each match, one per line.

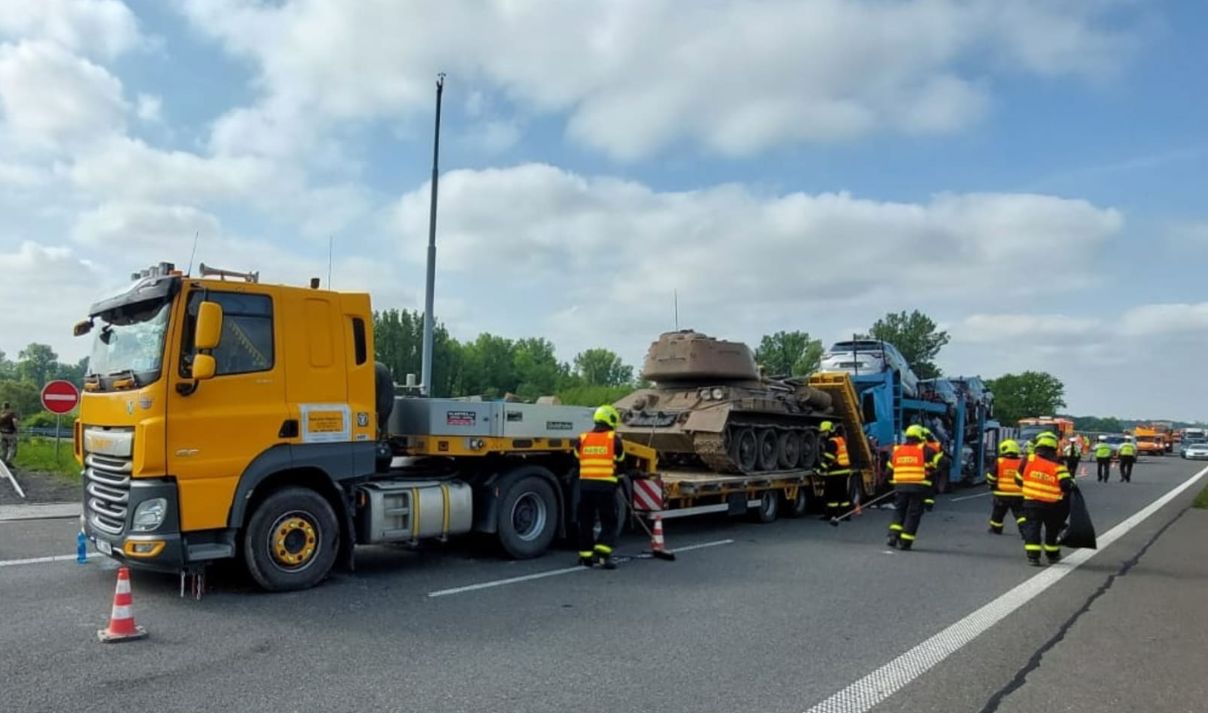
left=1098, top=435, right=1107, bottom=441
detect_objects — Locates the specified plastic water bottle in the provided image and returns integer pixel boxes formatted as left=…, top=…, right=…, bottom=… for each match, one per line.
left=76, top=531, right=87, bottom=564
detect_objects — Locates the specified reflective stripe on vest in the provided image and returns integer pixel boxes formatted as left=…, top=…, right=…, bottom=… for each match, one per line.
left=890, top=443, right=930, bottom=486
left=578, top=431, right=618, bottom=483
left=993, top=456, right=1023, bottom=496
left=1021, top=454, right=1066, bottom=503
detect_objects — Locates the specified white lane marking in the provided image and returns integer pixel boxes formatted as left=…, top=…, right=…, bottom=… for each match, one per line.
left=428, top=539, right=735, bottom=598
left=0, top=553, right=100, bottom=568
left=950, top=491, right=992, bottom=502
left=804, top=464, right=1208, bottom=713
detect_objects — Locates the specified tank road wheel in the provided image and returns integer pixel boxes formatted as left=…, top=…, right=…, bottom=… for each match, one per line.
left=751, top=489, right=779, bottom=523
left=757, top=429, right=779, bottom=471
left=799, top=430, right=820, bottom=470
left=730, top=428, right=759, bottom=473
left=777, top=430, right=802, bottom=469
left=244, top=487, right=339, bottom=592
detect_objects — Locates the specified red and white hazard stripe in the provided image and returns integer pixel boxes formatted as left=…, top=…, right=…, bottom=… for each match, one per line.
left=632, top=478, right=663, bottom=512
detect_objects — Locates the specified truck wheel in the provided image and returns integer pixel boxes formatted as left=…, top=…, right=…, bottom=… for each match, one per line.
left=782, top=487, right=809, bottom=518
left=752, top=490, right=779, bottom=523
left=497, top=475, right=559, bottom=559
left=243, top=487, right=339, bottom=592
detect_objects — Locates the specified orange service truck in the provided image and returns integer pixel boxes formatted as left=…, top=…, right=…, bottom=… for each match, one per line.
left=74, top=262, right=617, bottom=591
left=1132, top=424, right=1169, bottom=456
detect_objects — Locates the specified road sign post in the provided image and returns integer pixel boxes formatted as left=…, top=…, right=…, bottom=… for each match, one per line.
left=41, top=380, right=81, bottom=463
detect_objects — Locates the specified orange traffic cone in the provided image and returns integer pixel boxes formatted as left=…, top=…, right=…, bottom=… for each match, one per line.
left=1078, top=465, right=1087, bottom=478
left=651, top=516, right=667, bottom=554
left=98, top=567, right=147, bottom=643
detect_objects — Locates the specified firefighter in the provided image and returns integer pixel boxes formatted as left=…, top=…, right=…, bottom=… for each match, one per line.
left=1015, top=432, right=1074, bottom=566
left=1117, top=437, right=1138, bottom=483
left=574, top=405, right=626, bottom=569
left=921, top=427, right=944, bottom=511
left=986, top=439, right=1026, bottom=536
left=819, top=421, right=852, bottom=521
left=1062, top=436, right=1082, bottom=476
left=1094, top=435, right=1113, bottom=482
left=886, top=424, right=938, bottom=551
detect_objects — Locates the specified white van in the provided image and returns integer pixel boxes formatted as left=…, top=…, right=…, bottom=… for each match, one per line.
left=819, top=339, right=920, bottom=397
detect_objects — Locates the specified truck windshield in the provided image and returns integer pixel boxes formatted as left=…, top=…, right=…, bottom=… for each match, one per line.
left=87, top=300, right=171, bottom=387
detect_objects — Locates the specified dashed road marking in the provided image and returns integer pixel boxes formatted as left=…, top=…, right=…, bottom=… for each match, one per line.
left=0, top=553, right=100, bottom=568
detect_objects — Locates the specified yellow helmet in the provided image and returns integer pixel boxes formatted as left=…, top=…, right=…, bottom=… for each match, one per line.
left=905, top=424, right=925, bottom=440
left=820, top=421, right=835, bottom=433
left=1035, top=432, right=1059, bottom=450
left=593, top=405, right=620, bottom=429
left=999, top=439, right=1020, bottom=455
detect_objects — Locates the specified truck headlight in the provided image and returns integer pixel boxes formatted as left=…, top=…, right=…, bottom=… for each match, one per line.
left=131, top=498, right=167, bottom=532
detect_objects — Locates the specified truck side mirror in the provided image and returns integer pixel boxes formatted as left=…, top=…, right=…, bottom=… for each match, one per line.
left=191, top=354, right=216, bottom=381
left=195, top=301, right=223, bottom=350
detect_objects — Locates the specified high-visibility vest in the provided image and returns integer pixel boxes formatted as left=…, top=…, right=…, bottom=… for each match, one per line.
left=925, top=439, right=944, bottom=469
left=1118, top=443, right=1136, bottom=457
left=1063, top=443, right=1080, bottom=457
left=577, top=431, right=619, bottom=483
left=890, top=443, right=930, bottom=486
left=1019, top=454, right=1067, bottom=503
left=826, top=436, right=851, bottom=474
left=990, top=456, right=1024, bottom=497
left=1094, top=443, right=1112, bottom=459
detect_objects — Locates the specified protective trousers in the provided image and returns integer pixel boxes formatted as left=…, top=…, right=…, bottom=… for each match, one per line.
left=888, top=485, right=928, bottom=549
left=1021, top=501, right=1065, bottom=562
left=989, top=495, right=1026, bottom=536
left=1096, top=458, right=1111, bottom=482
left=1065, top=456, right=1080, bottom=476
left=823, top=472, right=852, bottom=519
left=576, top=483, right=618, bottom=559
left=1119, top=456, right=1135, bottom=482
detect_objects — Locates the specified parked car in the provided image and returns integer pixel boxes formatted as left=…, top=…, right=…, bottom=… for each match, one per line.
left=820, top=339, right=920, bottom=397
left=1182, top=439, right=1208, bottom=460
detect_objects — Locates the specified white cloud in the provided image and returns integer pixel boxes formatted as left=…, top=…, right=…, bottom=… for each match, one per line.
left=135, top=93, right=161, bottom=123
left=0, top=242, right=110, bottom=357
left=0, top=40, right=127, bottom=151
left=0, top=0, right=143, bottom=60
left=1118, top=303, right=1208, bottom=337
left=72, top=202, right=221, bottom=252
left=179, top=0, right=1138, bottom=160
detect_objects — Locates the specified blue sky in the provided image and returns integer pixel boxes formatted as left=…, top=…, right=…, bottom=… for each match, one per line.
left=0, top=0, right=1204, bottom=421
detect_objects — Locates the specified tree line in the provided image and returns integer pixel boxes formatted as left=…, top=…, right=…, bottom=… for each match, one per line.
left=0, top=344, right=88, bottom=426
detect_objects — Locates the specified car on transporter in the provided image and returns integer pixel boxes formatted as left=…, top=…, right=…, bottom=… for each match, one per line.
left=818, top=339, right=920, bottom=397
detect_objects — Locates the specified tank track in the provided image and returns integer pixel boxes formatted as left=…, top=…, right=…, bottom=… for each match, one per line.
left=692, top=415, right=827, bottom=474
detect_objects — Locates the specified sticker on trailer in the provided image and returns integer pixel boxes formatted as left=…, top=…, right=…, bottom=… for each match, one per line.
left=546, top=421, right=574, bottom=431
left=632, top=479, right=664, bottom=512
left=300, top=404, right=352, bottom=443
left=446, top=410, right=477, bottom=426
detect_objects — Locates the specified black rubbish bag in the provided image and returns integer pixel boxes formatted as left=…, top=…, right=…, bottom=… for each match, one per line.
left=1059, top=489, right=1097, bottom=549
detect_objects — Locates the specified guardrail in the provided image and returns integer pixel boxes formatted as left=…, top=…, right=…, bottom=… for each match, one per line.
left=20, top=428, right=73, bottom=440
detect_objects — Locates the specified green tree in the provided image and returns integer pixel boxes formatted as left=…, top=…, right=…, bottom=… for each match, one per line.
left=0, top=379, right=40, bottom=416
left=457, top=334, right=518, bottom=398
left=573, top=348, right=633, bottom=387
left=868, top=310, right=950, bottom=380
left=512, top=338, right=567, bottom=399
left=17, top=343, right=58, bottom=386
left=754, top=330, right=824, bottom=377
left=987, top=371, right=1067, bottom=425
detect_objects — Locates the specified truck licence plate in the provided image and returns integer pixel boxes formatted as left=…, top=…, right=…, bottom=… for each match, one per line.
left=96, top=539, right=112, bottom=555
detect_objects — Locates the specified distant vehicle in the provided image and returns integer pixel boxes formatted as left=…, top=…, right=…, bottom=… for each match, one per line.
left=1018, top=417, right=1076, bottom=445
left=1133, top=424, right=1170, bottom=456
left=1180, top=438, right=1207, bottom=458
left=819, top=339, right=919, bottom=397
left=1103, top=434, right=1128, bottom=457
left=1182, top=441, right=1208, bottom=461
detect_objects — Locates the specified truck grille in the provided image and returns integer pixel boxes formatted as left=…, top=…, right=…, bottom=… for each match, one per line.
left=86, top=453, right=132, bottom=535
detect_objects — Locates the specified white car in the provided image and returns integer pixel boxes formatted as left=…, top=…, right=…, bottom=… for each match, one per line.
left=820, top=339, right=920, bottom=397
left=1182, top=441, right=1208, bottom=460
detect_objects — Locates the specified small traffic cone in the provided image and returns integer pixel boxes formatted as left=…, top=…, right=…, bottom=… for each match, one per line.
left=98, top=567, right=147, bottom=643
left=1078, top=465, right=1087, bottom=478
left=651, top=516, right=666, bottom=553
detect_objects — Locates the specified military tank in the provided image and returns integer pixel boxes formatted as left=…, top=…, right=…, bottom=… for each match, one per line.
left=614, top=330, right=835, bottom=474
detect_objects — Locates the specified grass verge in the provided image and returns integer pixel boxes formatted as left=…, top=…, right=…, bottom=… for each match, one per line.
left=1194, top=482, right=1208, bottom=510
left=13, top=437, right=81, bottom=479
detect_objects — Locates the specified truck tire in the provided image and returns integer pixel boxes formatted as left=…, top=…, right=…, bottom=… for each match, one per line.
left=243, top=487, right=339, bottom=592
left=782, top=487, right=809, bottom=518
left=497, top=475, right=559, bottom=559
left=752, top=490, right=779, bottom=523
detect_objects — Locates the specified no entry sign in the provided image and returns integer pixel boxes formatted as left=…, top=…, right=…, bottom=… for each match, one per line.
left=41, top=380, right=80, bottom=414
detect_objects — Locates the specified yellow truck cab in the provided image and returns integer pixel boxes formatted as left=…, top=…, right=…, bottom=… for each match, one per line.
left=76, top=262, right=600, bottom=591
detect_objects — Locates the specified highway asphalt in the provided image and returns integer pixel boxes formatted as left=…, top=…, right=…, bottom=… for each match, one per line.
left=2, top=455, right=1205, bottom=713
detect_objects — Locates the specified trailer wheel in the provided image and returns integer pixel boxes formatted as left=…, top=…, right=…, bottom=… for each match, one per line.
left=243, top=487, right=339, bottom=592
left=752, top=490, right=779, bottom=523
left=782, top=487, right=809, bottom=518
left=497, top=475, right=558, bottom=559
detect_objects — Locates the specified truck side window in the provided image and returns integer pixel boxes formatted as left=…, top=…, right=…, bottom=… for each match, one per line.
left=352, top=317, right=367, bottom=366
left=180, top=292, right=275, bottom=377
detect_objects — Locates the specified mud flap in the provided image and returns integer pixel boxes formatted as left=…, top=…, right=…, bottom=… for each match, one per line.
left=727, top=493, right=747, bottom=516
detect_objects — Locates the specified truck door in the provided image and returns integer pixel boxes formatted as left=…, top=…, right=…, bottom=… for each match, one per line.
left=167, top=288, right=287, bottom=532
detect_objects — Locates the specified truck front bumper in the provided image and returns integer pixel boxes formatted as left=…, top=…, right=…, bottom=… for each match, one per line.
left=84, top=477, right=187, bottom=572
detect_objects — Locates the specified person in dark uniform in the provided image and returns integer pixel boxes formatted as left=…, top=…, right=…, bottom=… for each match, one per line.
left=1094, top=436, right=1113, bottom=482
left=986, top=439, right=1026, bottom=536
left=1016, top=432, right=1075, bottom=566
left=1062, top=436, right=1082, bottom=477
left=0, top=402, right=18, bottom=466
left=819, top=421, right=852, bottom=521
left=573, top=405, right=626, bottom=569
left=885, top=424, right=938, bottom=551
left=1117, top=438, right=1138, bottom=483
